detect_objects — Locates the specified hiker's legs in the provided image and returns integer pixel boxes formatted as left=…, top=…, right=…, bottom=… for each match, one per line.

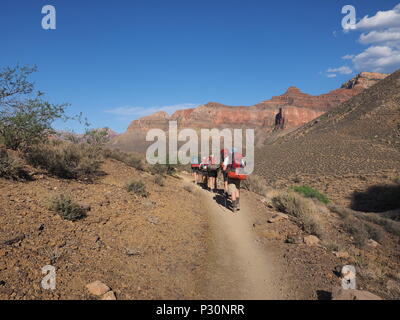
left=228, top=180, right=238, bottom=212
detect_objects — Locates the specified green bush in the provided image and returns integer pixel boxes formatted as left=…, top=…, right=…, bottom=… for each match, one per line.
left=25, top=142, right=103, bottom=179
left=0, top=148, right=28, bottom=180
left=126, top=180, right=149, bottom=198
left=48, top=194, right=88, bottom=221
left=0, top=65, right=71, bottom=150
left=291, top=185, right=330, bottom=204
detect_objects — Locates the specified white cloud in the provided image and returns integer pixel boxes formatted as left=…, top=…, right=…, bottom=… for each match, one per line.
left=105, top=103, right=200, bottom=118
left=359, top=28, right=400, bottom=45
left=356, top=4, right=400, bottom=30
left=327, top=66, right=353, bottom=75
left=352, top=45, right=400, bottom=72
left=335, top=4, right=400, bottom=74
left=342, top=54, right=355, bottom=60
left=325, top=65, right=353, bottom=77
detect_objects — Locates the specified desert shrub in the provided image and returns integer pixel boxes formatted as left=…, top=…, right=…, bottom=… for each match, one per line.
left=126, top=180, right=149, bottom=198
left=357, top=212, right=400, bottom=237
left=103, top=148, right=144, bottom=171
left=328, top=204, right=352, bottom=219
left=322, top=241, right=342, bottom=252
left=0, top=65, right=72, bottom=150
left=25, top=142, right=103, bottom=179
left=149, top=163, right=176, bottom=176
left=47, top=194, right=87, bottom=221
left=83, top=128, right=110, bottom=148
left=364, top=224, right=384, bottom=242
left=291, top=185, right=330, bottom=204
left=0, top=148, right=28, bottom=180
left=153, top=175, right=165, bottom=186
left=242, top=175, right=268, bottom=196
left=341, top=216, right=369, bottom=247
left=272, top=191, right=323, bottom=237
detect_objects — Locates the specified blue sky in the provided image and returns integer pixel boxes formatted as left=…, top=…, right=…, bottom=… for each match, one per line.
left=1, top=0, right=399, bottom=133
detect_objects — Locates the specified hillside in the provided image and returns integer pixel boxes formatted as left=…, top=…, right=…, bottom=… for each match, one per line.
left=256, top=70, right=400, bottom=182
left=109, top=72, right=388, bottom=153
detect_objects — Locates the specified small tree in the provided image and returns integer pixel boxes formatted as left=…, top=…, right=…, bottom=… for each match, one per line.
left=0, top=65, right=70, bottom=150
left=83, top=128, right=111, bottom=148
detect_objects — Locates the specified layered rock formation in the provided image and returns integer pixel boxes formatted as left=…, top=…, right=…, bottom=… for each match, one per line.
left=110, top=72, right=388, bottom=152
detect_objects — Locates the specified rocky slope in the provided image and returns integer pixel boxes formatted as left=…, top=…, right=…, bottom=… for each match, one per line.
left=109, top=72, right=388, bottom=153
left=255, top=69, right=400, bottom=181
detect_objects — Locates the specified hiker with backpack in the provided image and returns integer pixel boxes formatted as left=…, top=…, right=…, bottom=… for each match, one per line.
left=223, top=148, right=247, bottom=213
left=199, top=156, right=209, bottom=187
left=191, top=156, right=200, bottom=184
left=207, top=154, right=219, bottom=193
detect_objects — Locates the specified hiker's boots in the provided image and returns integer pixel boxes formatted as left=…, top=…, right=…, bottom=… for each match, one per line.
left=237, top=198, right=240, bottom=211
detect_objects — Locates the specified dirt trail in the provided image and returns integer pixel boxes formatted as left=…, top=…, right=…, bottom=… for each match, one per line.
left=181, top=174, right=285, bottom=300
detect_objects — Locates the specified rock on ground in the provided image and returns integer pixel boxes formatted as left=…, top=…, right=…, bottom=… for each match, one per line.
left=86, top=281, right=110, bottom=296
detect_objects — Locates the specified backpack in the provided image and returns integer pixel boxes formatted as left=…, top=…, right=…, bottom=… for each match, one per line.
left=228, top=152, right=247, bottom=180
left=231, top=152, right=245, bottom=169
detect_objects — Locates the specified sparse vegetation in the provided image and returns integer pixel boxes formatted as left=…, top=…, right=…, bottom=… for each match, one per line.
left=357, top=212, right=400, bottom=237
left=341, top=216, right=370, bottom=247
left=242, top=175, right=268, bottom=196
left=149, top=163, right=176, bottom=176
left=0, top=65, right=73, bottom=150
left=0, top=148, right=28, bottom=180
left=126, top=180, right=149, bottom=197
left=322, top=241, right=342, bottom=252
left=291, top=185, right=330, bottom=204
left=25, top=141, right=103, bottom=179
left=272, top=191, right=323, bottom=237
left=103, top=148, right=144, bottom=171
left=153, top=175, right=165, bottom=186
left=47, top=194, right=88, bottom=221
left=330, top=204, right=400, bottom=237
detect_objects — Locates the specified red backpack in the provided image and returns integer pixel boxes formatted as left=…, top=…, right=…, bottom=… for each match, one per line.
left=232, top=152, right=245, bottom=168
left=228, top=152, right=247, bottom=180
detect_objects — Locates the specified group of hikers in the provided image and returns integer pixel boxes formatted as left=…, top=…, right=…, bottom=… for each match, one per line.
left=191, top=148, right=247, bottom=213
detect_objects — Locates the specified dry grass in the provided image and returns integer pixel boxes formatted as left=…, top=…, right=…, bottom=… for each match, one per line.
left=0, top=148, right=28, bottom=180
left=125, top=180, right=149, bottom=198
left=242, top=175, right=269, bottom=196
left=103, top=148, right=144, bottom=171
left=272, top=190, right=323, bottom=237
left=25, top=141, right=103, bottom=179
left=47, top=194, right=88, bottom=221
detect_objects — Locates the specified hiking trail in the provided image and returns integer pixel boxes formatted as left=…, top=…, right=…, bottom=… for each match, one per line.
left=181, top=174, right=286, bottom=300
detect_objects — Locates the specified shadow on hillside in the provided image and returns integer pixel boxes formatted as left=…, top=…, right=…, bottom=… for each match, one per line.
left=351, top=184, right=400, bottom=213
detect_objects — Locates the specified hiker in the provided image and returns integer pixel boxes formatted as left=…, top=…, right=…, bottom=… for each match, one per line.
left=207, top=154, right=219, bottom=193
left=224, top=148, right=246, bottom=213
left=220, top=149, right=230, bottom=195
left=199, top=156, right=209, bottom=187
left=274, top=108, right=285, bottom=131
left=191, top=156, right=200, bottom=184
